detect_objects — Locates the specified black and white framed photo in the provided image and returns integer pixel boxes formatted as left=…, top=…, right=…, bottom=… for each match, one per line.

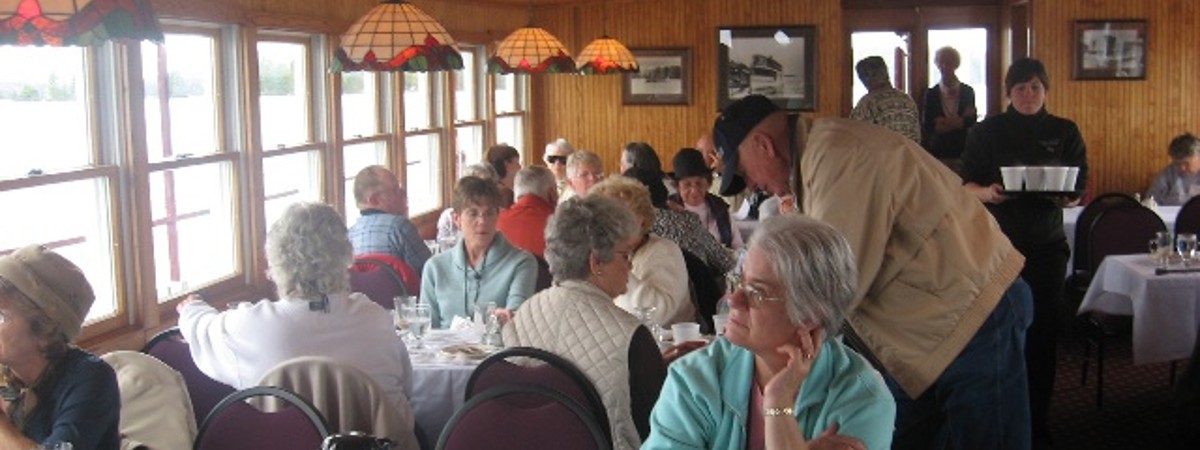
left=623, top=48, right=692, bottom=105
left=717, top=26, right=816, bottom=111
left=1074, top=19, right=1147, bottom=80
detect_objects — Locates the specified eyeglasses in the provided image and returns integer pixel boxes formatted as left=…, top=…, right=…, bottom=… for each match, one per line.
left=545, top=155, right=567, bottom=165
left=725, top=272, right=784, bottom=308
left=460, top=207, right=499, bottom=221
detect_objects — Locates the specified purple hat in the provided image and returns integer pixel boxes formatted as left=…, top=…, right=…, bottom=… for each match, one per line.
left=712, top=95, right=779, bottom=196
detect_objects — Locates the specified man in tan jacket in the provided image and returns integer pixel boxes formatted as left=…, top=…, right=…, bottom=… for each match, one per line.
left=712, top=95, right=1034, bottom=450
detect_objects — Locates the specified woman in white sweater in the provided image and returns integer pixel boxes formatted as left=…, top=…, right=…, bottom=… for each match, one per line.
left=177, top=202, right=415, bottom=433
left=589, top=176, right=693, bottom=327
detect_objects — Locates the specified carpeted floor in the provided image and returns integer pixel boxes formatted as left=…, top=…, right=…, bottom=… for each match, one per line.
left=1049, top=337, right=1189, bottom=450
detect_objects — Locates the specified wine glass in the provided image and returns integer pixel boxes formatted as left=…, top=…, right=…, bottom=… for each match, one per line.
left=404, top=303, right=432, bottom=350
left=632, top=305, right=665, bottom=343
left=1177, top=233, right=1198, bottom=267
left=393, top=296, right=416, bottom=331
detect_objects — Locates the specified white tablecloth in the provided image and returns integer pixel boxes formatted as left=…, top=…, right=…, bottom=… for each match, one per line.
left=1077, top=254, right=1200, bottom=365
left=406, top=329, right=484, bottom=447
left=1062, top=205, right=1180, bottom=272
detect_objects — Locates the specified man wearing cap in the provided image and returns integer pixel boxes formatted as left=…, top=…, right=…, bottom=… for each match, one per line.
left=0, top=245, right=120, bottom=449
left=712, top=94, right=1034, bottom=449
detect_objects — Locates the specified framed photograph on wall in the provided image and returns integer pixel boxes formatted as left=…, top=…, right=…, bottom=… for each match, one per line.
left=623, top=48, right=692, bottom=105
left=717, top=26, right=817, bottom=111
left=1073, top=19, right=1147, bottom=80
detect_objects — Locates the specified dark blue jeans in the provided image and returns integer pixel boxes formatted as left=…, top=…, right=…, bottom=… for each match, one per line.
left=886, top=278, right=1034, bottom=450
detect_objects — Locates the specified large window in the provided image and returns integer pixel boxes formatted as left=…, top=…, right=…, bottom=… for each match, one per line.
left=403, top=72, right=444, bottom=215
left=494, top=72, right=528, bottom=155
left=258, top=35, right=323, bottom=228
left=454, top=46, right=486, bottom=177
left=0, top=46, right=123, bottom=323
left=0, top=17, right=531, bottom=343
left=142, top=29, right=241, bottom=301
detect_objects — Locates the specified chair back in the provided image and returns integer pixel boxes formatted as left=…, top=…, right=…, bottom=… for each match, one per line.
left=465, top=347, right=610, bottom=442
left=350, top=253, right=420, bottom=309
left=194, top=386, right=330, bottom=450
left=1074, top=193, right=1140, bottom=276
left=1086, top=203, right=1167, bottom=273
left=436, top=385, right=608, bottom=450
left=1177, top=195, right=1200, bottom=237
left=257, top=356, right=418, bottom=450
left=142, top=328, right=235, bottom=424
left=681, top=250, right=723, bottom=334
left=101, top=350, right=197, bottom=450
left=534, top=256, right=552, bottom=292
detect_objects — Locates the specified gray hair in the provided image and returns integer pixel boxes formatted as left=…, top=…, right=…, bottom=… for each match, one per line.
left=352, top=165, right=393, bottom=205
left=566, top=150, right=603, bottom=178
left=514, top=166, right=556, bottom=199
left=747, top=215, right=858, bottom=339
left=462, top=163, right=498, bottom=182
left=266, top=202, right=352, bottom=300
left=544, top=195, right=640, bottom=283
left=934, top=46, right=961, bottom=69
left=545, top=138, right=575, bottom=156
left=1168, top=133, right=1200, bottom=160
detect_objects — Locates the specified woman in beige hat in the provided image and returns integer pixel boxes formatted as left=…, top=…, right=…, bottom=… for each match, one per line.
left=0, top=245, right=119, bottom=449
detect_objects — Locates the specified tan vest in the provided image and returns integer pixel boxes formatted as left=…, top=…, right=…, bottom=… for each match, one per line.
left=502, top=280, right=642, bottom=450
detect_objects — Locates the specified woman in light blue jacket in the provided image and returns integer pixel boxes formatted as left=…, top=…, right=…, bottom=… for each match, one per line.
left=421, top=176, right=536, bottom=328
left=643, top=215, right=895, bottom=450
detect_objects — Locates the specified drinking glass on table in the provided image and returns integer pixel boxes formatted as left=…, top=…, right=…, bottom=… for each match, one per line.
left=1177, top=233, right=1198, bottom=267
left=1151, top=231, right=1174, bottom=268
left=393, top=295, right=417, bottom=330
left=632, top=305, right=665, bottom=343
left=404, top=303, right=432, bottom=349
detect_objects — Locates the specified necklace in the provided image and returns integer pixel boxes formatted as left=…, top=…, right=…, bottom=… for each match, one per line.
left=462, top=245, right=489, bottom=315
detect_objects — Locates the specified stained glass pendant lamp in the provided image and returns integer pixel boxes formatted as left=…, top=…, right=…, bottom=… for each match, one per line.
left=334, top=0, right=463, bottom=72
left=575, top=0, right=637, bottom=75
left=0, top=0, right=163, bottom=46
left=487, top=0, right=575, bottom=74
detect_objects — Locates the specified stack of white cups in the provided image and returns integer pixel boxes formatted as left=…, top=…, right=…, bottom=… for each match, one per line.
left=999, top=166, right=1080, bottom=192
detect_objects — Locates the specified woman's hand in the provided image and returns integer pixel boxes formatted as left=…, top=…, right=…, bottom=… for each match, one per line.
left=493, top=308, right=513, bottom=324
left=175, top=294, right=207, bottom=314
left=763, top=327, right=824, bottom=406
left=964, top=182, right=1009, bottom=204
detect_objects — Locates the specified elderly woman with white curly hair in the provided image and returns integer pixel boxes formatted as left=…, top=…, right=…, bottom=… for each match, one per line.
left=644, top=215, right=895, bottom=450
left=177, top=202, right=416, bottom=431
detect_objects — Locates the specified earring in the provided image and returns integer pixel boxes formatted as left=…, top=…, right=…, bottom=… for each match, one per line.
left=594, top=270, right=604, bottom=276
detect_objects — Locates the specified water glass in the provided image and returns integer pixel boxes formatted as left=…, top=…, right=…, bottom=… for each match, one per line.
left=632, top=305, right=665, bottom=342
left=1151, top=231, right=1174, bottom=268
left=393, top=296, right=417, bottom=330
left=404, top=303, right=432, bottom=349
left=474, top=302, right=498, bottom=327
left=1177, top=233, right=1198, bottom=267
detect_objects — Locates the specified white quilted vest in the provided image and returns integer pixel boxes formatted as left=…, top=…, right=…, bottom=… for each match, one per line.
left=502, top=280, right=643, bottom=450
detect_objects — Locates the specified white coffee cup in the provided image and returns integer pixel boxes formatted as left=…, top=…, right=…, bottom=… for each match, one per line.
left=671, top=322, right=702, bottom=343
left=1044, top=166, right=1069, bottom=192
left=1000, top=167, right=1026, bottom=191
left=1064, top=167, right=1080, bottom=191
left=1024, top=167, right=1048, bottom=191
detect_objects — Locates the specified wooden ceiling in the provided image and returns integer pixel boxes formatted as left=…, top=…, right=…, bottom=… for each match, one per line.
left=451, top=0, right=618, bottom=7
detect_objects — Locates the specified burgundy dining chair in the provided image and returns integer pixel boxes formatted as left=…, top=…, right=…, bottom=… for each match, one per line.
left=194, top=386, right=330, bottom=450
left=142, top=327, right=235, bottom=424
left=1176, top=195, right=1200, bottom=237
left=350, top=253, right=420, bottom=309
left=436, top=385, right=608, bottom=450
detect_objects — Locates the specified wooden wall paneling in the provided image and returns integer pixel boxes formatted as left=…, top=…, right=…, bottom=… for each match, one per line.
left=534, top=0, right=843, bottom=176
left=1031, top=0, right=1200, bottom=196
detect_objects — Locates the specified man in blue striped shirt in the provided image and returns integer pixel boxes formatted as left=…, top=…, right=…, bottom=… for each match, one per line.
left=348, top=166, right=431, bottom=273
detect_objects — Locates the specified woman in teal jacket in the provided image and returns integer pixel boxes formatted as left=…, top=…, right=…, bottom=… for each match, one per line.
left=421, top=176, right=536, bottom=328
left=643, top=215, right=895, bottom=450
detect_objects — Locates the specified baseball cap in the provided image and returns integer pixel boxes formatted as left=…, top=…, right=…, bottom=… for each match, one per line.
left=712, top=95, right=779, bottom=196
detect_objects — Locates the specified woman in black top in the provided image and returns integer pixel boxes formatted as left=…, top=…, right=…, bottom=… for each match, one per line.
left=961, top=57, right=1089, bottom=449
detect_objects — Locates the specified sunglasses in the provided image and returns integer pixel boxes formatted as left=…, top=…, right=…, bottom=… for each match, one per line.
left=545, top=155, right=568, bottom=165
